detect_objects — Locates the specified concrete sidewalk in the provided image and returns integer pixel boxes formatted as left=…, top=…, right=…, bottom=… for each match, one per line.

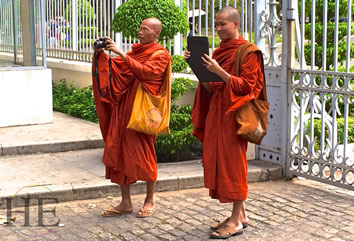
left=0, top=112, right=282, bottom=208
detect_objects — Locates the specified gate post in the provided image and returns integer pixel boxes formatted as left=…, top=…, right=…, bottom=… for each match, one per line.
left=279, top=0, right=295, bottom=175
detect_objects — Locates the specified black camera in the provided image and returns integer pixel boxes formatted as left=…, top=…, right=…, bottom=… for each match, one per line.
left=94, top=37, right=108, bottom=49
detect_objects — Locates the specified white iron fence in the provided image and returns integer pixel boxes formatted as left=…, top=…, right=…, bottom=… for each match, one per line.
left=0, top=0, right=264, bottom=62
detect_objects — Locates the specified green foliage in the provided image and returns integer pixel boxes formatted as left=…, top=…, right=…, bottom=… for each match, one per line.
left=64, top=0, right=96, bottom=22
left=52, top=80, right=98, bottom=123
left=172, top=55, right=188, bottom=73
left=155, top=77, right=199, bottom=162
left=307, top=117, right=354, bottom=150
left=170, top=77, right=193, bottom=102
left=112, top=0, right=189, bottom=41
left=302, top=0, right=349, bottom=22
left=304, top=22, right=354, bottom=69
left=302, top=0, right=353, bottom=70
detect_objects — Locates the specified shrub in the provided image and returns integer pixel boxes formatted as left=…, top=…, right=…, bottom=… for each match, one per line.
left=306, top=117, right=354, bottom=150
left=155, top=77, right=199, bottom=162
left=52, top=80, right=98, bottom=123
left=64, top=0, right=96, bottom=22
left=172, top=55, right=188, bottom=73
left=112, top=0, right=188, bottom=41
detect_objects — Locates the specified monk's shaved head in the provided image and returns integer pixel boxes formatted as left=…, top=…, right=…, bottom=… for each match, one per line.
left=142, top=17, right=162, bottom=32
left=217, top=6, right=240, bottom=23
left=139, top=17, right=162, bottom=43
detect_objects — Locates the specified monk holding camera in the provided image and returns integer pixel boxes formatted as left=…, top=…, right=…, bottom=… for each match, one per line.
left=92, top=17, right=171, bottom=218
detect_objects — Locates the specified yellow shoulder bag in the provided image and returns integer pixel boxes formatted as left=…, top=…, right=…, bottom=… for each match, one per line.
left=126, top=50, right=171, bottom=135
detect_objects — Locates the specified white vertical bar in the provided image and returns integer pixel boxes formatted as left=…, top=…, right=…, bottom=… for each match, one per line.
left=72, top=0, right=78, bottom=59
left=211, top=0, right=214, bottom=50
left=198, top=0, right=201, bottom=35
left=345, top=0, right=352, bottom=72
left=322, top=0, right=327, bottom=71
left=310, top=0, right=315, bottom=70
left=192, top=0, right=195, bottom=35
left=205, top=0, right=208, bottom=36
left=115, top=0, right=122, bottom=50
left=41, top=0, right=46, bottom=67
left=173, top=0, right=182, bottom=55
left=12, top=0, right=17, bottom=62
left=333, top=0, right=339, bottom=71
left=248, top=0, right=252, bottom=42
left=300, top=0, right=305, bottom=69
left=241, top=0, right=244, bottom=36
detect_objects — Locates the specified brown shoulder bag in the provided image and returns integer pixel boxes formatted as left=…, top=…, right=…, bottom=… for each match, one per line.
left=234, top=43, right=269, bottom=144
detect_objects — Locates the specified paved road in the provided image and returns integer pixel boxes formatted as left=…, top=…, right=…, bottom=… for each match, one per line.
left=1, top=179, right=353, bottom=241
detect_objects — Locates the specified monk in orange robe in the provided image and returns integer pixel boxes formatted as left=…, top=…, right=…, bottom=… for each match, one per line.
left=185, top=7, right=265, bottom=238
left=92, top=18, right=171, bottom=218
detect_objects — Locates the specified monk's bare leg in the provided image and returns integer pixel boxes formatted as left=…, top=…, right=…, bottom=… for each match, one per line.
left=238, top=202, right=249, bottom=225
left=116, top=184, right=133, bottom=211
left=137, top=181, right=156, bottom=217
left=101, top=184, right=133, bottom=216
left=144, top=181, right=156, bottom=208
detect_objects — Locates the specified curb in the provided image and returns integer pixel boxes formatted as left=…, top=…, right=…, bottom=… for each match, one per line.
left=1, top=139, right=104, bottom=156
left=0, top=162, right=282, bottom=209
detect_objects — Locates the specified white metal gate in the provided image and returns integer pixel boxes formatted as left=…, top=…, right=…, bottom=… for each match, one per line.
left=286, top=0, right=353, bottom=190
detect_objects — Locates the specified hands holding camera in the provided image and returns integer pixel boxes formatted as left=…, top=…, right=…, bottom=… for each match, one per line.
left=93, top=36, right=126, bottom=61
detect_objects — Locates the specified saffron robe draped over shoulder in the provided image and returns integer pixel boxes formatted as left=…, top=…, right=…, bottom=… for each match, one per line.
left=192, top=36, right=265, bottom=202
left=92, top=42, right=171, bottom=185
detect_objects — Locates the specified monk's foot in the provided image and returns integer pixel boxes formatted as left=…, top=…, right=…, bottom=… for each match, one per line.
left=136, top=202, right=155, bottom=218
left=101, top=204, right=133, bottom=217
left=210, top=217, right=230, bottom=230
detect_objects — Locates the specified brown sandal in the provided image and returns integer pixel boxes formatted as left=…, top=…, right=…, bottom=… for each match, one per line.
left=101, top=207, right=133, bottom=217
left=136, top=207, right=155, bottom=218
left=211, top=217, right=248, bottom=230
left=210, top=224, right=243, bottom=239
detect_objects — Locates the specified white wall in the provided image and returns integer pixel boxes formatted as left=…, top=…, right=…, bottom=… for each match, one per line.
left=0, top=68, right=53, bottom=127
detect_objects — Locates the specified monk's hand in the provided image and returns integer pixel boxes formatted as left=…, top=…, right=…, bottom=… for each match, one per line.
left=201, top=54, right=231, bottom=83
left=201, top=54, right=221, bottom=73
left=104, top=37, right=126, bottom=61
left=184, top=50, right=191, bottom=60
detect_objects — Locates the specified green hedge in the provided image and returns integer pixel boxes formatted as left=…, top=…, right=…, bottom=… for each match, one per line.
left=53, top=80, right=98, bottom=123
left=307, top=117, right=354, bottom=150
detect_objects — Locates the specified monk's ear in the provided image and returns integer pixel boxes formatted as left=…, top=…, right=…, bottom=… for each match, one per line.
left=234, top=21, right=239, bottom=29
left=155, top=30, right=161, bottom=37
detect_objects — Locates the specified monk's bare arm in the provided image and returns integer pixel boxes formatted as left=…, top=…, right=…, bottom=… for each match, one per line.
left=125, top=53, right=169, bottom=81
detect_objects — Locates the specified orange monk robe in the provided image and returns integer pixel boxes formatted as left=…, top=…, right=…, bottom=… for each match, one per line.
left=92, top=42, right=171, bottom=185
left=192, top=37, right=264, bottom=202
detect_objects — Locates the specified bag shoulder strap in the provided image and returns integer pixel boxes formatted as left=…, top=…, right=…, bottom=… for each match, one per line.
left=151, top=49, right=169, bottom=59
left=234, top=43, right=267, bottom=102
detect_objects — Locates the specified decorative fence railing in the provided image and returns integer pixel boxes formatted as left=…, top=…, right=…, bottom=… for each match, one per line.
left=0, top=0, right=264, bottom=62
